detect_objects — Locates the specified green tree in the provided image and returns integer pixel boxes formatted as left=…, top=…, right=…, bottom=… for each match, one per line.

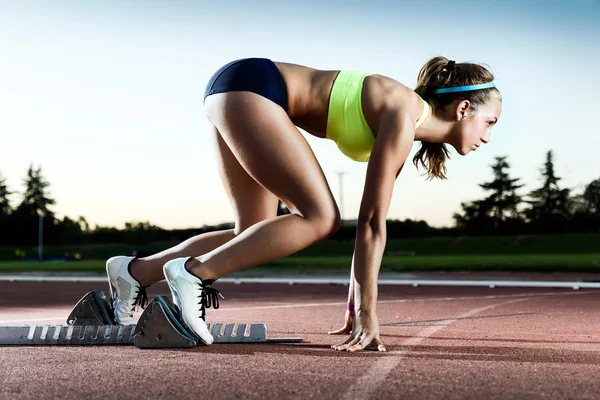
left=569, top=178, right=600, bottom=233
left=454, top=156, right=524, bottom=234
left=582, top=178, right=600, bottom=214
left=453, top=199, right=494, bottom=235
left=77, top=216, right=90, bottom=232
left=10, top=165, right=57, bottom=245
left=0, top=171, right=12, bottom=217
left=56, top=216, right=85, bottom=244
left=523, top=151, right=572, bottom=233
left=16, top=164, right=55, bottom=217
left=0, top=171, right=13, bottom=244
left=123, top=221, right=166, bottom=244
left=479, top=156, right=525, bottom=222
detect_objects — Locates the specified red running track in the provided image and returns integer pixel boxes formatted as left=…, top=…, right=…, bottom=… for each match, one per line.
left=0, top=280, right=599, bottom=400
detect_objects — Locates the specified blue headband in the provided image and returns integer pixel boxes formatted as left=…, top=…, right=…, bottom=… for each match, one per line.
left=433, top=82, right=496, bottom=95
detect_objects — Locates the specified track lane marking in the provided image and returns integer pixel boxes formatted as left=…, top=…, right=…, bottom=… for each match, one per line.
left=342, top=297, right=532, bottom=400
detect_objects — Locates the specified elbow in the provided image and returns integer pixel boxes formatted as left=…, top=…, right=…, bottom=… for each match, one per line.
left=357, top=215, right=386, bottom=235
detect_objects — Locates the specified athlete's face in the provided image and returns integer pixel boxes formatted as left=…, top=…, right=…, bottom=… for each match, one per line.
left=450, top=96, right=502, bottom=156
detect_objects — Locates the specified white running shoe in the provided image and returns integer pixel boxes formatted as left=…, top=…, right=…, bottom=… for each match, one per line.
left=106, top=256, right=148, bottom=325
left=163, top=257, right=223, bottom=345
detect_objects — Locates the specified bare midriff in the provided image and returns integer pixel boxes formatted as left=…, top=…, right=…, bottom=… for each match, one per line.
left=274, top=62, right=339, bottom=138
left=275, top=62, right=411, bottom=141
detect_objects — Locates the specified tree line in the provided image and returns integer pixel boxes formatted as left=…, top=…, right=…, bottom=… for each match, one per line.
left=453, top=151, right=599, bottom=236
left=0, top=150, right=598, bottom=246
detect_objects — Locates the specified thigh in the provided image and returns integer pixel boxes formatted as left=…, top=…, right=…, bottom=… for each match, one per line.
left=205, top=92, right=339, bottom=222
left=211, top=124, right=279, bottom=234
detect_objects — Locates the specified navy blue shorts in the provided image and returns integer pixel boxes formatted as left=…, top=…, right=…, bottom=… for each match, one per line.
left=203, top=58, right=288, bottom=112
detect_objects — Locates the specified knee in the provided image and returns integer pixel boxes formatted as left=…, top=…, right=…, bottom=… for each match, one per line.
left=312, top=204, right=341, bottom=241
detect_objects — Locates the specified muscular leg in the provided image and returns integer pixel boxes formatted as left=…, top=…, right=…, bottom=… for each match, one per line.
left=130, top=124, right=280, bottom=287
left=188, top=92, right=341, bottom=281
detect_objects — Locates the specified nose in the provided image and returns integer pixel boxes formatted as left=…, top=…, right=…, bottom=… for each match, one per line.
left=481, top=131, right=491, bottom=144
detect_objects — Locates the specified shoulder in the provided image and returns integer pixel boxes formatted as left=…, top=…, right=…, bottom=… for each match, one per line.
left=362, top=75, right=424, bottom=133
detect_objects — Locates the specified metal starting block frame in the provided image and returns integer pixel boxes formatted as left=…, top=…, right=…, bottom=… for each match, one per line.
left=0, top=324, right=136, bottom=346
left=0, top=290, right=303, bottom=348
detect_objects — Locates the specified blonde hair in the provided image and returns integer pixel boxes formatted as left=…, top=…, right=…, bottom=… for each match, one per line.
left=413, top=56, right=500, bottom=180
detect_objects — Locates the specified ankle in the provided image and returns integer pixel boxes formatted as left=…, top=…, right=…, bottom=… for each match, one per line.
left=129, top=259, right=150, bottom=287
left=185, top=258, right=216, bottom=284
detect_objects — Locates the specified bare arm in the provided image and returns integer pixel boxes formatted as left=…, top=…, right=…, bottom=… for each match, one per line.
left=327, top=254, right=357, bottom=335
left=348, top=259, right=355, bottom=304
left=353, top=107, right=415, bottom=314
left=333, top=106, right=415, bottom=352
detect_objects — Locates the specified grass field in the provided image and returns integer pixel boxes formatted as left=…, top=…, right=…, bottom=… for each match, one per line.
left=2, top=234, right=599, bottom=262
left=1, top=253, right=599, bottom=274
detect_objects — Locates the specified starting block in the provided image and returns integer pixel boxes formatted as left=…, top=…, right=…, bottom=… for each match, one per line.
left=0, top=290, right=303, bottom=348
left=67, top=289, right=117, bottom=326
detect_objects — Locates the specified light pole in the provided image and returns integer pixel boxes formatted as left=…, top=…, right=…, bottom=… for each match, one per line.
left=38, top=210, right=44, bottom=261
left=336, top=171, right=346, bottom=223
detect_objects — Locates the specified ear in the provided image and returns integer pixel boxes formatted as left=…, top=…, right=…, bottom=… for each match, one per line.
left=455, top=100, right=471, bottom=121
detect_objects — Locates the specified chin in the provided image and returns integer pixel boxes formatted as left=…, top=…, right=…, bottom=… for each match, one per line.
left=451, top=144, right=470, bottom=156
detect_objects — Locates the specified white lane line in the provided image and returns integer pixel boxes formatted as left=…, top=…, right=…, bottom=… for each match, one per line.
left=343, top=297, right=531, bottom=400
left=215, top=290, right=597, bottom=312
left=447, top=328, right=600, bottom=339
left=1, top=275, right=600, bottom=289
left=0, top=290, right=595, bottom=324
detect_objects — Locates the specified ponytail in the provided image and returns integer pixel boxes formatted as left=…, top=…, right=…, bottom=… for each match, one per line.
left=413, top=56, right=499, bottom=180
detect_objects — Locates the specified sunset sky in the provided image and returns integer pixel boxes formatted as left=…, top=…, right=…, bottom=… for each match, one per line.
left=1, top=0, right=599, bottom=229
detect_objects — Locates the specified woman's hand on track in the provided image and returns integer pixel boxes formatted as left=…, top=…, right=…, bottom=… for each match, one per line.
left=331, top=310, right=386, bottom=352
left=327, top=309, right=354, bottom=335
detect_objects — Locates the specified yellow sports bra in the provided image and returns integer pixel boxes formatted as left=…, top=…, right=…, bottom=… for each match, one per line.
left=325, top=70, right=430, bottom=162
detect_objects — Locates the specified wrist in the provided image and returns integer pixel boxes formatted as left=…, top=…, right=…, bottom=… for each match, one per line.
left=347, top=302, right=356, bottom=316
left=358, top=308, right=377, bottom=321
left=357, top=284, right=378, bottom=312
left=357, top=295, right=377, bottom=314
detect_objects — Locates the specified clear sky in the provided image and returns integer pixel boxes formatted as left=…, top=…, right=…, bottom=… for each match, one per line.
left=1, top=0, right=599, bottom=229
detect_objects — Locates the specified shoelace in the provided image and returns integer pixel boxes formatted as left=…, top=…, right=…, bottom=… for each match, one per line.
left=197, top=283, right=224, bottom=320
left=128, top=286, right=148, bottom=317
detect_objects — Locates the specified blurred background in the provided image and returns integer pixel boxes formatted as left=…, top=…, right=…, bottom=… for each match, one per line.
left=0, top=0, right=598, bottom=270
